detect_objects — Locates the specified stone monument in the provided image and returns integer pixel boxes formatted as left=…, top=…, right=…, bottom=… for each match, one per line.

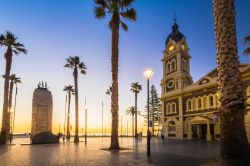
left=31, top=81, right=58, bottom=144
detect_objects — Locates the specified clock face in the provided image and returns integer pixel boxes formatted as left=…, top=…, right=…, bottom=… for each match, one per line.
left=167, top=80, right=174, bottom=88
left=181, top=44, right=185, bottom=49
left=168, top=45, right=174, bottom=51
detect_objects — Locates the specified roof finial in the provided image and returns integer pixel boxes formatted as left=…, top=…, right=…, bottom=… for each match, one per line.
left=174, top=11, right=177, bottom=24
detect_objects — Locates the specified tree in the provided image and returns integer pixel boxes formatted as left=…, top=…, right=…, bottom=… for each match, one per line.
left=147, top=85, right=161, bottom=136
left=11, top=76, right=21, bottom=137
left=94, top=0, right=137, bottom=150
left=213, top=0, right=249, bottom=165
left=0, top=31, right=27, bottom=144
left=126, top=106, right=135, bottom=137
left=64, top=56, right=87, bottom=143
left=130, top=82, right=142, bottom=138
left=244, top=33, right=250, bottom=55
left=63, top=85, right=75, bottom=140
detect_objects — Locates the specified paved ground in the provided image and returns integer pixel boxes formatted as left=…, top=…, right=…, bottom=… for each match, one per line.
left=0, top=137, right=220, bottom=166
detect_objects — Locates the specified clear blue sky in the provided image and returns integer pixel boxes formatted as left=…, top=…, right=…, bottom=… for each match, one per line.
left=0, top=0, right=250, bottom=133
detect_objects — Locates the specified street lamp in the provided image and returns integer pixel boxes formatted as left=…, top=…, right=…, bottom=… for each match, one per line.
left=85, top=104, right=88, bottom=145
left=144, top=69, right=153, bottom=157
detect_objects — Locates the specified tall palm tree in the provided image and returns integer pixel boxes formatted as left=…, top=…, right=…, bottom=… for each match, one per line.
left=11, top=76, right=21, bottom=137
left=65, top=56, right=87, bottom=143
left=126, top=106, right=135, bottom=137
left=0, top=31, right=27, bottom=144
left=94, top=0, right=137, bottom=150
left=213, top=0, right=249, bottom=164
left=63, top=85, right=75, bottom=140
left=130, top=82, right=142, bottom=138
left=244, top=33, right=250, bottom=55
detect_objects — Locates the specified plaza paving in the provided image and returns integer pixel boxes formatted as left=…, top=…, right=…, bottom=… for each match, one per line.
left=0, top=137, right=220, bottom=166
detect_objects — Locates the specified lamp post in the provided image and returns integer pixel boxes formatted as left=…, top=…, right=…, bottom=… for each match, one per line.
left=85, top=98, right=87, bottom=145
left=144, top=69, right=153, bottom=157
left=102, top=100, right=104, bottom=137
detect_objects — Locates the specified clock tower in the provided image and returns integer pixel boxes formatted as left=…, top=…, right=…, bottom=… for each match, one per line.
left=161, top=21, right=193, bottom=94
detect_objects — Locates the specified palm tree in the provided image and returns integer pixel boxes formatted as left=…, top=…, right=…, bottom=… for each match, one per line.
left=64, top=56, right=87, bottom=143
left=94, top=0, right=137, bottom=150
left=244, top=33, right=250, bottom=55
left=130, top=82, right=142, bottom=138
left=126, top=106, right=135, bottom=137
left=11, top=76, right=21, bottom=138
left=63, top=85, right=75, bottom=140
left=0, top=31, right=27, bottom=144
left=213, top=0, right=249, bottom=164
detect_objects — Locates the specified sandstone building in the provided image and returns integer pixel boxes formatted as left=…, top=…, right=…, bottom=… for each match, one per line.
left=161, top=21, right=250, bottom=142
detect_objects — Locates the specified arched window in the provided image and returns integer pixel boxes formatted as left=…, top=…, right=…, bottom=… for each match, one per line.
left=168, top=121, right=176, bottom=133
left=210, top=96, right=214, bottom=107
left=167, top=103, right=171, bottom=114
left=188, top=100, right=192, bottom=111
left=203, top=96, right=207, bottom=108
left=198, top=98, right=202, bottom=109
left=172, top=103, right=176, bottom=113
left=167, top=63, right=171, bottom=73
left=171, top=59, right=176, bottom=70
left=192, top=99, right=196, bottom=110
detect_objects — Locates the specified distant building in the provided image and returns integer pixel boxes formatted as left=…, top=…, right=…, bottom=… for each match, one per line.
left=161, top=21, right=250, bottom=141
left=31, top=82, right=53, bottom=139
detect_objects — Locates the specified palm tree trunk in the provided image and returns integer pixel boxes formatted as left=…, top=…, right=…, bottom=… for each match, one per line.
left=67, top=93, right=71, bottom=140
left=132, top=115, right=134, bottom=137
left=110, top=13, right=120, bottom=150
left=64, top=94, right=67, bottom=138
left=213, top=0, right=249, bottom=165
left=135, top=93, right=138, bottom=138
left=0, top=47, right=12, bottom=144
left=74, top=69, right=79, bottom=142
left=12, top=84, right=18, bottom=137
left=8, top=81, right=14, bottom=110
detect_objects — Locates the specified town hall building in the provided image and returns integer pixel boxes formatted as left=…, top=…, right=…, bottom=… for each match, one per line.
left=161, top=21, right=250, bottom=142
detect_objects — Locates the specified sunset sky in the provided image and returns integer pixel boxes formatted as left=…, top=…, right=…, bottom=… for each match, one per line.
left=0, top=0, right=250, bottom=134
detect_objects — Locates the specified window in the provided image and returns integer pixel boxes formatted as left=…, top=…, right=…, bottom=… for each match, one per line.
left=167, top=80, right=175, bottom=89
left=168, top=45, right=174, bottom=51
left=192, top=99, right=196, bottom=110
left=172, top=103, right=176, bottom=113
left=167, top=63, right=171, bottom=73
left=198, top=98, right=202, bottom=109
left=168, top=121, right=176, bottom=132
left=167, top=104, right=171, bottom=114
left=203, top=96, right=207, bottom=108
left=171, top=60, right=176, bottom=70
left=210, top=96, right=214, bottom=107
left=188, top=100, right=192, bottom=110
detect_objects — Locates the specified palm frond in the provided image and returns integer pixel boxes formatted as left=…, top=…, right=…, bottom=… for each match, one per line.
left=120, top=8, right=137, bottom=21
left=120, top=20, right=128, bottom=31
left=121, top=0, right=135, bottom=7
left=244, top=48, right=250, bottom=55
left=244, top=35, right=250, bottom=44
left=95, top=7, right=106, bottom=19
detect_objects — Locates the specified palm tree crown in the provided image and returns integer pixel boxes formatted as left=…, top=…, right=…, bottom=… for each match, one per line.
left=63, top=85, right=75, bottom=95
left=94, top=0, right=137, bottom=31
left=126, top=106, right=135, bottom=116
left=130, top=82, right=142, bottom=93
left=64, top=56, right=87, bottom=75
left=0, top=31, right=27, bottom=57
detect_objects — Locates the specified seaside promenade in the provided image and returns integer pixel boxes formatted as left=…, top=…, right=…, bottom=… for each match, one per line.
left=0, top=137, right=220, bottom=166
